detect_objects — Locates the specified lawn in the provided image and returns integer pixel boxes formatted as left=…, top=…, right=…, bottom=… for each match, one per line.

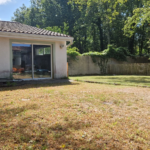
left=0, top=81, right=150, bottom=149
left=70, top=75, right=150, bottom=87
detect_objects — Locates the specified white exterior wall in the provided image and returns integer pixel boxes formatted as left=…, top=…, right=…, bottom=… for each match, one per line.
left=54, top=41, right=67, bottom=78
left=0, top=37, right=11, bottom=78
left=0, top=36, right=68, bottom=79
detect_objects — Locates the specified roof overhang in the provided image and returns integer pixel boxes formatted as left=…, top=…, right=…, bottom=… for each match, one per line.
left=0, top=31, right=74, bottom=42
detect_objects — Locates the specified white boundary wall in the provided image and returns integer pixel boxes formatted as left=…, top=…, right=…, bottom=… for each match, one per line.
left=68, top=56, right=150, bottom=76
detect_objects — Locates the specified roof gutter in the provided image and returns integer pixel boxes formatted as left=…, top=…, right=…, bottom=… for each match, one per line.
left=0, top=31, right=74, bottom=42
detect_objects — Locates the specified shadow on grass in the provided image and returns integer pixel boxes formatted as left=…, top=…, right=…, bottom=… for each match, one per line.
left=0, top=109, right=122, bottom=150
left=0, top=104, right=39, bottom=122
left=100, top=77, right=150, bottom=85
left=0, top=80, right=80, bottom=92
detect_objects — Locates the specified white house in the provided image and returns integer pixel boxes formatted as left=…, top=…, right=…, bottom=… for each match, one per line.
left=0, top=21, right=73, bottom=80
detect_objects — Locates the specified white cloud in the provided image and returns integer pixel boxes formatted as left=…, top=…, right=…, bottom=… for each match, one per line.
left=0, top=0, right=11, bottom=5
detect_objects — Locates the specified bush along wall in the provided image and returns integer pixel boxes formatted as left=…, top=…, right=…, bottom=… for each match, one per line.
left=82, top=45, right=133, bottom=74
left=67, top=45, right=136, bottom=74
left=67, top=47, right=81, bottom=63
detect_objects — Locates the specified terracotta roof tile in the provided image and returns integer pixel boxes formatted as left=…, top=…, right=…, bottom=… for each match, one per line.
left=0, top=21, right=71, bottom=38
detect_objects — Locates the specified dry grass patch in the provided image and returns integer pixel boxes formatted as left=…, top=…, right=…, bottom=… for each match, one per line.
left=0, top=82, right=150, bottom=150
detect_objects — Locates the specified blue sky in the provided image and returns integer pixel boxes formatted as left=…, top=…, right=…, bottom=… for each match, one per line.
left=0, top=0, right=30, bottom=21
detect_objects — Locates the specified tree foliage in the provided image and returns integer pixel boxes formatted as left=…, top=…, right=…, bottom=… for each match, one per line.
left=12, top=0, right=150, bottom=56
left=82, top=45, right=131, bottom=61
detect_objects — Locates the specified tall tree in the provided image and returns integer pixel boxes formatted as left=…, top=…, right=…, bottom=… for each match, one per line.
left=12, top=0, right=150, bottom=55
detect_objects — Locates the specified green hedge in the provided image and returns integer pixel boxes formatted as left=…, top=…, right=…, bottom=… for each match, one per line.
left=82, top=45, right=132, bottom=61
left=67, top=47, right=81, bottom=60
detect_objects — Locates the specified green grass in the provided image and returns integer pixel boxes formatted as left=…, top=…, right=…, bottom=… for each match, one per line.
left=70, top=75, right=150, bottom=87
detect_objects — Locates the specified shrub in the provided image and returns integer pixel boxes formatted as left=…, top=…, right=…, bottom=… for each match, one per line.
left=67, top=47, right=81, bottom=60
left=82, top=45, right=132, bottom=61
left=82, top=45, right=132, bottom=74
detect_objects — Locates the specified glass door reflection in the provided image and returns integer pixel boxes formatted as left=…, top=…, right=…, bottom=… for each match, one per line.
left=12, top=44, right=32, bottom=79
left=33, top=45, right=51, bottom=78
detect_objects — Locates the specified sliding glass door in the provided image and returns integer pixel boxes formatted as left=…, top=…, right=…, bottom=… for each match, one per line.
left=12, top=44, right=32, bottom=79
left=12, top=43, right=52, bottom=79
left=33, top=45, right=51, bottom=78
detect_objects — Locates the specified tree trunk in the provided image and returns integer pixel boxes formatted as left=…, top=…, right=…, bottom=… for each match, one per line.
left=139, top=37, right=144, bottom=56
left=128, top=35, right=135, bottom=54
left=93, top=26, right=96, bottom=50
left=84, top=30, right=87, bottom=53
left=107, top=25, right=111, bottom=45
left=139, top=26, right=145, bottom=56
left=96, top=18, right=104, bottom=51
left=79, top=36, right=83, bottom=54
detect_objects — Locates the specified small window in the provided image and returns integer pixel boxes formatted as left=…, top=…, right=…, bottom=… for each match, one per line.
left=35, top=47, right=51, bottom=55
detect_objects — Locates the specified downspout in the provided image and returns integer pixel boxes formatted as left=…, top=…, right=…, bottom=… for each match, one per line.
left=66, top=39, right=73, bottom=47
